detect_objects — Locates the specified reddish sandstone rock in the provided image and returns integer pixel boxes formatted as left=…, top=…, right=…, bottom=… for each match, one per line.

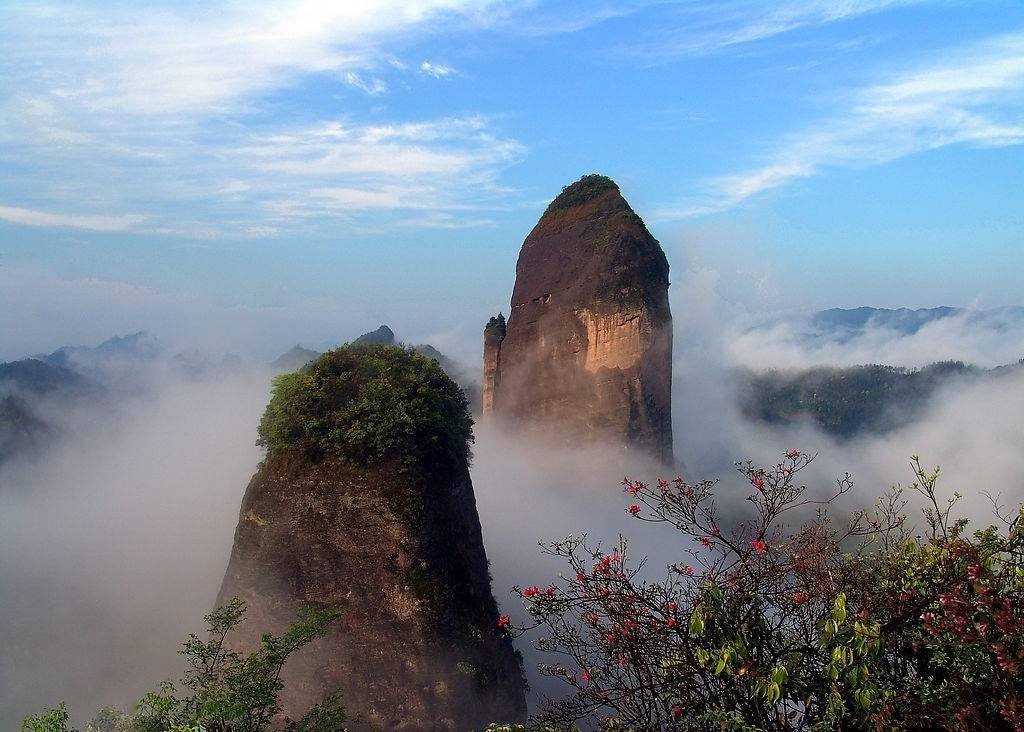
left=483, top=175, right=673, bottom=462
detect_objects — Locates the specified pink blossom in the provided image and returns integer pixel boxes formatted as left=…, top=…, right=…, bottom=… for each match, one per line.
left=751, top=539, right=767, bottom=554
left=521, top=586, right=540, bottom=599
left=497, top=615, right=510, bottom=628
left=628, top=504, right=641, bottom=515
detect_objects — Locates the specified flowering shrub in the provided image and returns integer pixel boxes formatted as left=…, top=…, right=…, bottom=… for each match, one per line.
left=511, top=453, right=1023, bottom=730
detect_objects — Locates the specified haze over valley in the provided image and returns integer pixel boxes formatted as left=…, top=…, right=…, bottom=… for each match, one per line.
left=2, top=2, right=1023, bottom=730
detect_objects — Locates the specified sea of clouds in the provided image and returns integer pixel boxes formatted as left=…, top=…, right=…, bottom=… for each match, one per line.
left=1, top=251, right=1023, bottom=725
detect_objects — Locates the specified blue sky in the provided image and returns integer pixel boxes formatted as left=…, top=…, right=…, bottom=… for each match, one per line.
left=1, top=0, right=1022, bottom=359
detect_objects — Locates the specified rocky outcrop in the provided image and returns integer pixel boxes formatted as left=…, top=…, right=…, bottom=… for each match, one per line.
left=218, top=345, right=526, bottom=730
left=352, top=324, right=396, bottom=345
left=484, top=175, right=673, bottom=462
left=269, top=344, right=319, bottom=373
left=482, top=315, right=505, bottom=416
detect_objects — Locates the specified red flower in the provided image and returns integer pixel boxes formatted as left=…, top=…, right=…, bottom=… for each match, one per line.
left=792, top=591, right=808, bottom=605
left=666, top=617, right=678, bottom=628
left=751, top=539, right=767, bottom=554
left=628, top=504, right=641, bottom=515
left=577, top=572, right=587, bottom=583
left=753, top=477, right=764, bottom=490
left=496, top=615, right=510, bottom=628
left=521, top=586, right=540, bottom=599
left=786, top=449, right=801, bottom=459
left=667, top=601, right=678, bottom=612
left=581, top=669, right=592, bottom=683
left=672, top=704, right=684, bottom=718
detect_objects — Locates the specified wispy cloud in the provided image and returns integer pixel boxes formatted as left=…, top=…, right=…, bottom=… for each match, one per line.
left=616, top=0, right=934, bottom=63
left=0, top=1, right=523, bottom=236
left=226, top=115, right=523, bottom=228
left=0, top=205, right=144, bottom=232
left=2, top=2, right=498, bottom=116
left=659, top=31, right=1024, bottom=218
left=420, top=60, right=457, bottom=78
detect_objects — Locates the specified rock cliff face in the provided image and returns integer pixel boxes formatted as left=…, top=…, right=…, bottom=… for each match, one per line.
left=218, top=345, right=526, bottom=730
left=483, top=175, right=673, bottom=462
left=481, top=315, right=505, bottom=416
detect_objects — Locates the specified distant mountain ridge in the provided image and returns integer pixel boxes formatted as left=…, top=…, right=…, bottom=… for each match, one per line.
left=1, top=332, right=234, bottom=469
left=800, top=306, right=1024, bottom=342
left=0, top=358, right=105, bottom=467
left=268, top=325, right=479, bottom=407
left=37, top=331, right=161, bottom=379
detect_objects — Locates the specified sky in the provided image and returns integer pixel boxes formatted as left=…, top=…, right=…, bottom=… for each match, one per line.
left=1, top=0, right=1023, bottom=359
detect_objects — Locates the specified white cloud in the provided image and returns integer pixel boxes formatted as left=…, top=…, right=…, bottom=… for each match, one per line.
left=2, top=2, right=498, bottom=116
left=0, top=1, right=519, bottom=236
left=728, top=312, right=1024, bottom=370
left=420, top=60, right=457, bottom=78
left=659, top=30, right=1024, bottom=218
left=343, top=72, right=389, bottom=95
left=0, top=204, right=144, bottom=232
left=617, top=0, right=934, bottom=63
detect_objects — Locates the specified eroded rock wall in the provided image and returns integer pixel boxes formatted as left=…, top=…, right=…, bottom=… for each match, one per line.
left=485, top=175, right=673, bottom=462
left=218, top=456, right=526, bottom=730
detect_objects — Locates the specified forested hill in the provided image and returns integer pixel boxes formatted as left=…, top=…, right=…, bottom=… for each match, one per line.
left=738, top=359, right=1024, bottom=438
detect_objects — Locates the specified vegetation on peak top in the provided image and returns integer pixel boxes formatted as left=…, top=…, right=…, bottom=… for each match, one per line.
left=484, top=313, right=506, bottom=339
left=257, top=344, right=473, bottom=472
left=543, top=174, right=618, bottom=216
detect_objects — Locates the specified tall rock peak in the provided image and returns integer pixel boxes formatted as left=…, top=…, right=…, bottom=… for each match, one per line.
left=484, top=174, right=673, bottom=462
left=219, top=345, right=526, bottom=729
left=482, top=314, right=506, bottom=416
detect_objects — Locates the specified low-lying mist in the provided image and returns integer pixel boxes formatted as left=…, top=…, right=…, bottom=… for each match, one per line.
left=1, top=259, right=1022, bottom=724
left=0, top=369, right=269, bottom=726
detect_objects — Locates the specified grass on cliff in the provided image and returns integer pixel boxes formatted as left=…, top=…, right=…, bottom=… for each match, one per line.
left=543, top=173, right=618, bottom=216
left=258, top=344, right=473, bottom=472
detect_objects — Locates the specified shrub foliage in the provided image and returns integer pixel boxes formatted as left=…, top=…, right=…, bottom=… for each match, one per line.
left=543, top=174, right=618, bottom=216
left=257, top=344, right=473, bottom=472
left=21, top=601, right=346, bottom=732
